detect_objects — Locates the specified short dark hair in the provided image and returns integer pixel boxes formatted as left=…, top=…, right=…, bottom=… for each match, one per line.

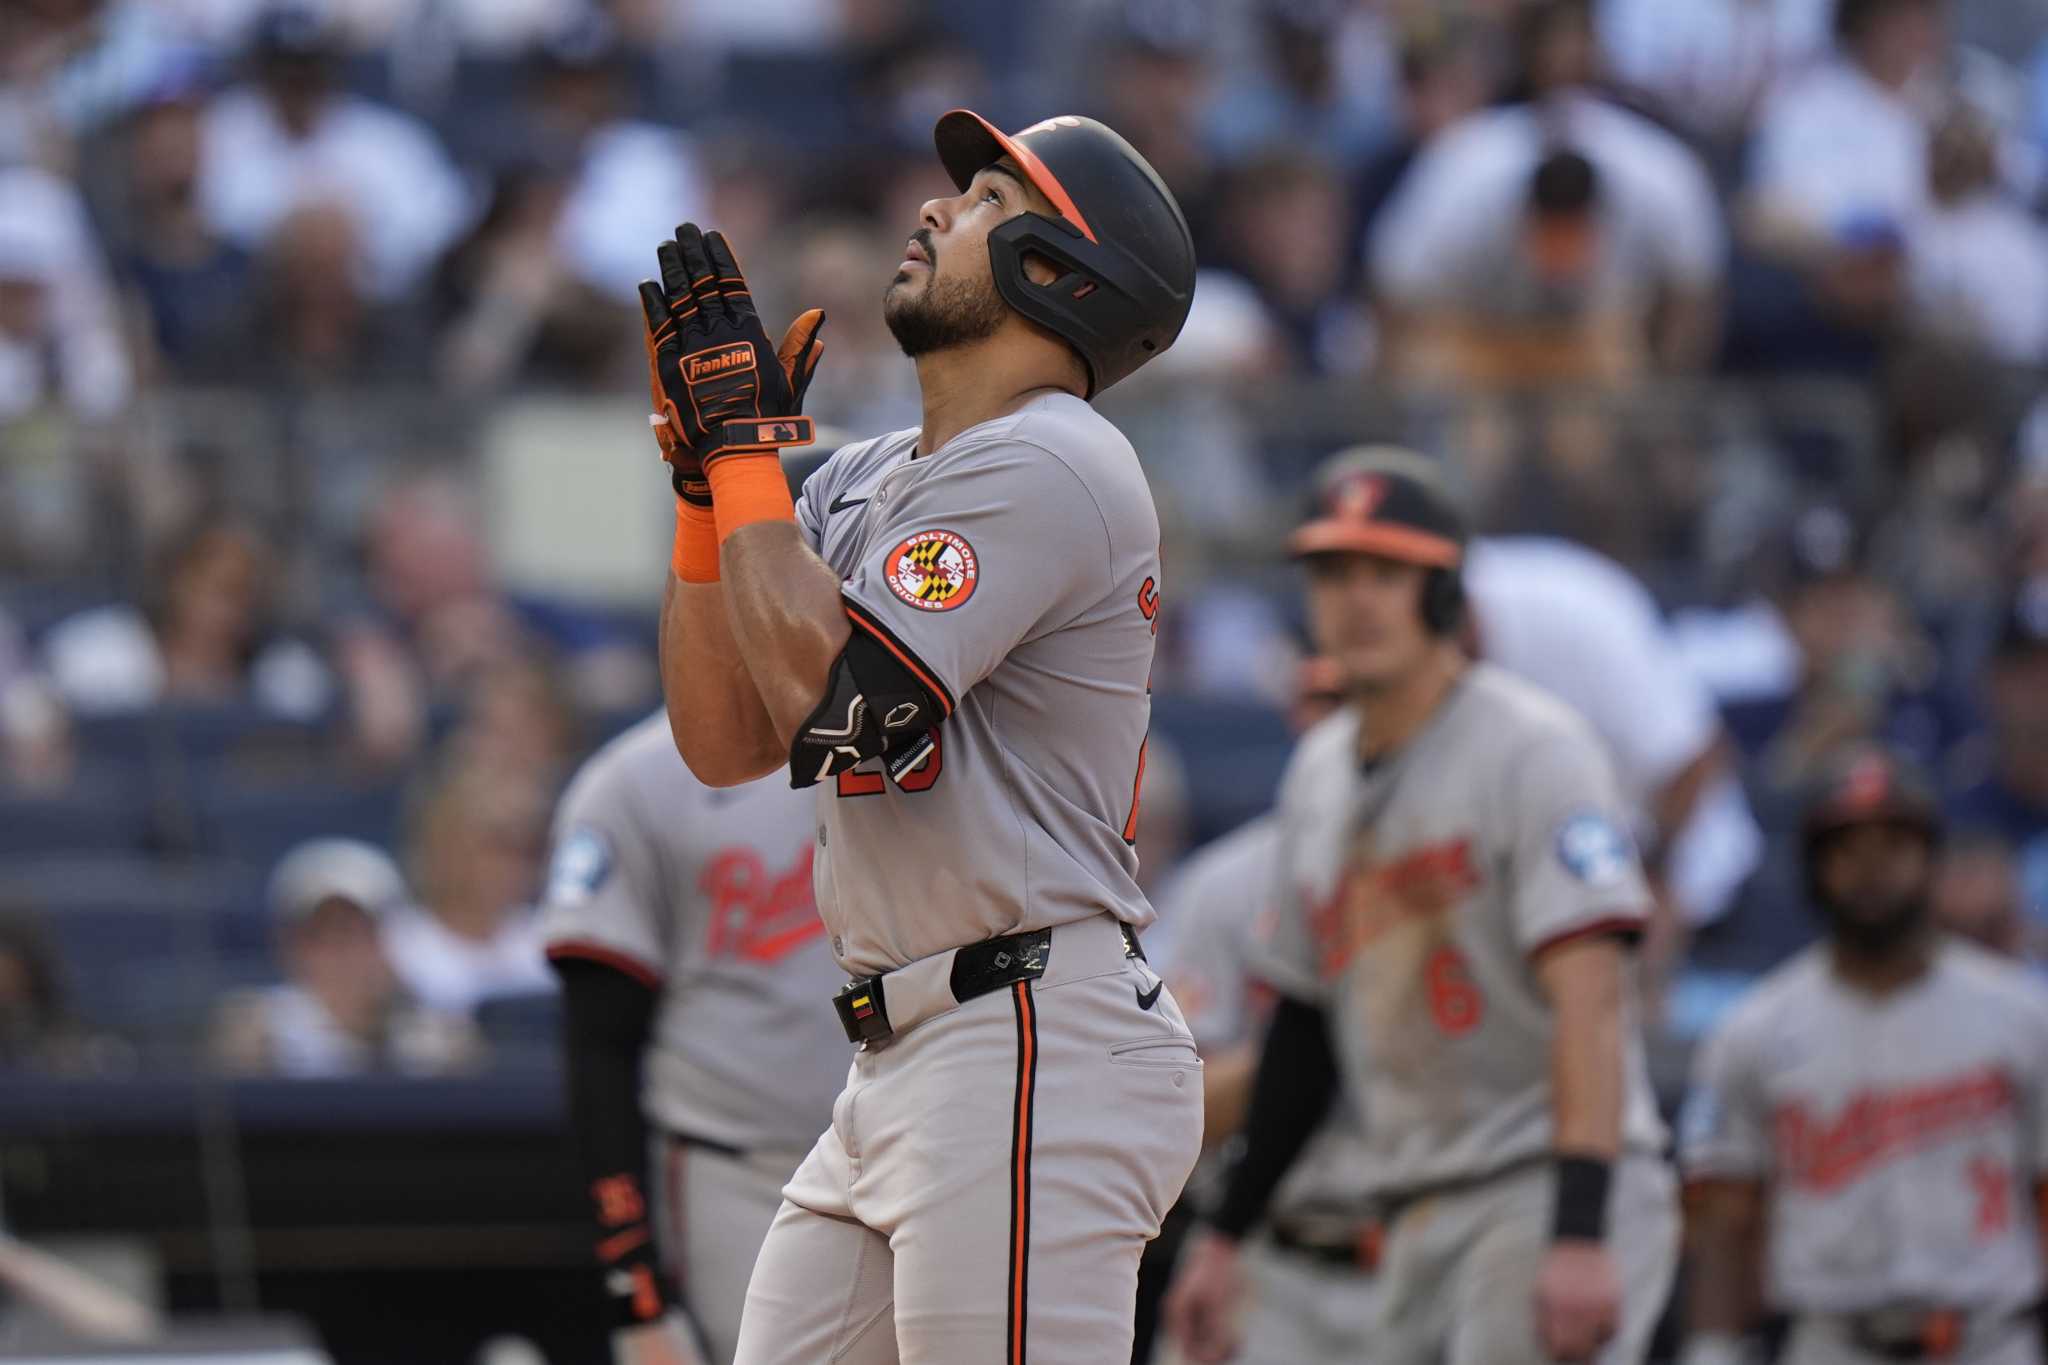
left=1528, top=149, right=1599, bottom=218
left=1834, top=0, right=1935, bottom=43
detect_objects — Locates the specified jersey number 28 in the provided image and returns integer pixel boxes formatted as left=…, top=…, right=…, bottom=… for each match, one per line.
left=835, top=732, right=943, bottom=797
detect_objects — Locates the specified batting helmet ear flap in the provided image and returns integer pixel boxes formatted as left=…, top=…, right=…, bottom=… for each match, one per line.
left=1421, top=566, right=1466, bottom=635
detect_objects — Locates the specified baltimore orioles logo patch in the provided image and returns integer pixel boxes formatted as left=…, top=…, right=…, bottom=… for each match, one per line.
left=883, top=529, right=979, bottom=611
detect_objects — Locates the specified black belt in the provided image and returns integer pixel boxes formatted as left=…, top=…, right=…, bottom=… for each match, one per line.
left=1819, top=1303, right=2038, bottom=1360
left=832, top=922, right=1146, bottom=1046
left=1267, top=1222, right=1383, bottom=1274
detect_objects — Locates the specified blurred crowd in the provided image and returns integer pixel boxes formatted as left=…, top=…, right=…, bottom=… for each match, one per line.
left=0, top=0, right=2046, bottom=1087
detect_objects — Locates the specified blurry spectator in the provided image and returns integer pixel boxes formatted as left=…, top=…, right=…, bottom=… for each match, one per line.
left=1948, top=578, right=2048, bottom=929
left=0, top=904, right=124, bottom=1074
left=1599, top=0, right=1834, bottom=170
left=347, top=471, right=525, bottom=693
left=210, top=838, right=483, bottom=1076
left=1351, top=14, right=1493, bottom=251
left=0, top=0, right=205, bottom=159
left=432, top=160, right=625, bottom=393
left=109, top=81, right=255, bottom=372
left=1210, top=149, right=1371, bottom=374
left=439, top=648, right=582, bottom=787
left=850, top=26, right=993, bottom=161
left=516, top=13, right=707, bottom=306
left=0, top=165, right=134, bottom=423
left=1906, top=103, right=2048, bottom=364
left=1693, top=504, right=1941, bottom=781
left=39, top=509, right=335, bottom=717
left=1202, top=0, right=1396, bottom=171
left=771, top=218, right=922, bottom=434
left=386, top=760, right=554, bottom=1016
left=1744, top=0, right=1946, bottom=246
left=1464, top=534, right=1766, bottom=939
left=1932, top=831, right=2035, bottom=959
left=1370, top=17, right=1724, bottom=381
left=195, top=1, right=469, bottom=298
left=188, top=198, right=420, bottom=386
left=1086, top=0, right=1222, bottom=255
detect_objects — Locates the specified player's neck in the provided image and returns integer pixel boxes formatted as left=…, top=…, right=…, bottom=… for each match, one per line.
left=912, top=342, right=1078, bottom=456
left=1353, top=646, right=1466, bottom=764
left=1827, top=931, right=1937, bottom=997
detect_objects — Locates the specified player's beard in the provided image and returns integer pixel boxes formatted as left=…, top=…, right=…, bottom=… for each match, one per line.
left=885, top=262, right=1008, bottom=358
left=1821, top=886, right=1933, bottom=958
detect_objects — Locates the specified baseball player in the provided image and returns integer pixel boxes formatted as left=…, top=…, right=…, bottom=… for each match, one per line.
left=637, top=110, right=1204, bottom=1362
left=1680, top=745, right=2048, bottom=1365
left=1154, top=797, right=1384, bottom=1365
left=1166, top=446, right=1679, bottom=1365
left=543, top=713, right=850, bottom=1365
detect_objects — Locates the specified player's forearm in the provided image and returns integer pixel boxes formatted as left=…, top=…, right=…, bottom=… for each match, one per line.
left=1540, top=936, right=1626, bottom=1158
left=1199, top=1042, right=1258, bottom=1152
left=1209, top=996, right=1339, bottom=1239
left=659, top=574, right=783, bottom=785
left=719, top=520, right=852, bottom=747
left=1682, top=1181, right=1765, bottom=1336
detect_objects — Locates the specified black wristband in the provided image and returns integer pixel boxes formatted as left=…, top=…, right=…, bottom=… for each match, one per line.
left=1551, top=1154, right=1612, bottom=1242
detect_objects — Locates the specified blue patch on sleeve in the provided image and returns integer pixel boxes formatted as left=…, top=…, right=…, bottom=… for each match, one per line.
left=546, top=827, right=613, bottom=906
left=1555, top=811, right=1634, bottom=888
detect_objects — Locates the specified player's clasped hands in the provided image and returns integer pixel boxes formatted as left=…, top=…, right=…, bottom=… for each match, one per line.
left=1535, top=1238, right=1623, bottom=1362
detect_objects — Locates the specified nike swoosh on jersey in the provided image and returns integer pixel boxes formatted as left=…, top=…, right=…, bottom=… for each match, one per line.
left=828, top=494, right=869, bottom=515
left=1135, top=978, right=1164, bottom=1011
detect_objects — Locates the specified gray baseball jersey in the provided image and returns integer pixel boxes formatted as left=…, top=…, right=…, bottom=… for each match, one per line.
left=1251, top=663, right=1666, bottom=1198
left=793, top=391, right=1161, bottom=975
left=540, top=714, right=848, bottom=1152
left=1681, top=941, right=2048, bottom=1314
left=1156, top=814, right=1376, bottom=1222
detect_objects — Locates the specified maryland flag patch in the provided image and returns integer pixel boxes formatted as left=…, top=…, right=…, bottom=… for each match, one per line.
left=883, top=529, right=979, bottom=612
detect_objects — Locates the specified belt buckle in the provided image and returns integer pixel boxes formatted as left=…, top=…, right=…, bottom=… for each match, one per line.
left=833, top=976, right=892, bottom=1045
left=1921, top=1309, right=1962, bottom=1358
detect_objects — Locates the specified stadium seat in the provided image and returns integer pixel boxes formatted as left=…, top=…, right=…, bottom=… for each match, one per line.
left=1149, top=695, right=1295, bottom=844
left=71, top=705, right=334, bottom=776
left=0, top=856, right=271, bottom=1047
left=475, top=992, right=562, bottom=1058
left=0, top=771, right=155, bottom=857
left=193, top=777, right=407, bottom=869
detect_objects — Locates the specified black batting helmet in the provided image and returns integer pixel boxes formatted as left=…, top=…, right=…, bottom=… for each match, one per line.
left=1291, top=445, right=1469, bottom=634
left=1800, top=743, right=1942, bottom=879
left=933, top=110, right=1195, bottom=398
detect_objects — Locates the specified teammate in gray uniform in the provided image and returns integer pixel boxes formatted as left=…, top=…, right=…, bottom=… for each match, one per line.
left=544, top=714, right=850, bottom=1365
left=1167, top=447, right=1679, bottom=1365
left=636, top=110, right=1204, bottom=1362
left=1681, top=745, right=2048, bottom=1365
left=1155, top=803, right=1384, bottom=1365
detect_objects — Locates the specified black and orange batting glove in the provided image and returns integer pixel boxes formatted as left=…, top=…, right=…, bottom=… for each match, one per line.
left=637, top=223, right=825, bottom=505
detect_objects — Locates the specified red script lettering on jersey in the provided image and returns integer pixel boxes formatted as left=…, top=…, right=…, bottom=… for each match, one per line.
left=1307, top=837, right=1481, bottom=975
left=701, top=846, right=823, bottom=963
left=1771, top=1068, right=2015, bottom=1193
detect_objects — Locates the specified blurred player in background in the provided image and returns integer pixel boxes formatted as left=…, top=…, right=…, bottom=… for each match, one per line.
left=543, top=708, right=848, bottom=1365
left=1151, top=657, right=1383, bottom=1365
left=1681, top=745, right=2048, bottom=1365
left=1167, top=446, right=1677, bottom=1365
